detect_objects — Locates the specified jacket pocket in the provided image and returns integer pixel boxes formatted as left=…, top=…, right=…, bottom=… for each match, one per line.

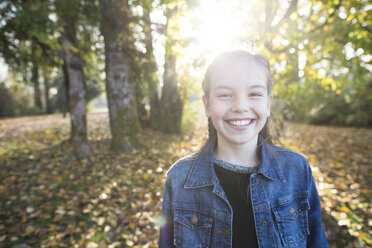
left=173, top=208, right=213, bottom=248
left=272, top=194, right=310, bottom=247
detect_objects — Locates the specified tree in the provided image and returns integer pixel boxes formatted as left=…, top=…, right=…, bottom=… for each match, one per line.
left=100, top=0, right=141, bottom=153
left=0, top=1, right=51, bottom=111
left=56, top=0, right=93, bottom=158
left=142, top=3, right=161, bottom=129
left=158, top=3, right=183, bottom=133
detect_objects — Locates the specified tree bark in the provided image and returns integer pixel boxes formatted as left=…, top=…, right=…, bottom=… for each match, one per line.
left=61, top=33, right=92, bottom=158
left=100, top=0, right=141, bottom=153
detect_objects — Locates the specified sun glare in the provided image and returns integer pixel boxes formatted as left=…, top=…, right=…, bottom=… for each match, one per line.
left=197, top=1, right=240, bottom=51
left=178, top=0, right=258, bottom=66
left=198, top=0, right=252, bottom=54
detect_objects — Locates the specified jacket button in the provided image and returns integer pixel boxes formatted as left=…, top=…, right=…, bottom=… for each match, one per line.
left=262, top=220, right=267, bottom=226
left=220, top=229, right=229, bottom=237
left=222, top=191, right=225, bottom=195
left=254, top=178, right=259, bottom=184
left=290, top=207, right=295, bottom=215
left=190, top=213, right=198, bottom=225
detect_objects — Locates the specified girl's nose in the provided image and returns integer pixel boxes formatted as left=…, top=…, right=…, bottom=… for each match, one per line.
left=231, top=96, right=249, bottom=112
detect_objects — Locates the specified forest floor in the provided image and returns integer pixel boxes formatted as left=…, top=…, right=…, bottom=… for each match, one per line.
left=0, top=112, right=371, bottom=248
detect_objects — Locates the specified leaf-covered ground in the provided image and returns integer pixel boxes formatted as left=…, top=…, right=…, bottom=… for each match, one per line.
left=280, top=123, right=372, bottom=247
left=0, top=113, right=371, bottom=248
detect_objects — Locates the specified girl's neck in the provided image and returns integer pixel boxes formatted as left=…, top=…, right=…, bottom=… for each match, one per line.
left=214, top=136, right=259, bottom=167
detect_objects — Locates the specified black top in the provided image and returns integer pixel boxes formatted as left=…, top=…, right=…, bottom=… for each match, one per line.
left=213, top=157, right=259, bottom=248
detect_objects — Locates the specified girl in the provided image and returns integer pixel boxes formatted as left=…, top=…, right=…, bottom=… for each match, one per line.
left=159, top=50, right=328, bottom=247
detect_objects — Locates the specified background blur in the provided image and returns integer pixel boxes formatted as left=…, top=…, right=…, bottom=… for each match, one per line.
left=0, top=0, right=371, bottom=247
left=1, top=0, right=371, bottom=127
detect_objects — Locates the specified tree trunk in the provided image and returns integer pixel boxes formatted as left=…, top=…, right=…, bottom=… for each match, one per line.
left=44, top=76, right=52, bottom=114
left=31, top=46, right=42, bottom=110
left=159, top=8, right=183, bottom=133
left=160, top=54, right=183, bottom=133
left=100, top=0, right=141, bottom=153
left=143, top=9, right=160, bottom=129
left=134, top=80, right=148, bottom=128
left=61, top=33, right=92, bottom=158
left=62, top=62, right=69, bottom=118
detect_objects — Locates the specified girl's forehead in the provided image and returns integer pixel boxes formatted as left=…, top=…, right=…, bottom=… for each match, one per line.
left=209, top=61, right=267, bottom=89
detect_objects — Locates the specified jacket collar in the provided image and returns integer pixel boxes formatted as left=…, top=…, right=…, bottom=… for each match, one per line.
left=184, top=137, right=286, bottom=189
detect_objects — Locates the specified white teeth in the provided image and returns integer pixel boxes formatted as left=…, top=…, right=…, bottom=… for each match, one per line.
left=228, top=119, right=252, bottom=126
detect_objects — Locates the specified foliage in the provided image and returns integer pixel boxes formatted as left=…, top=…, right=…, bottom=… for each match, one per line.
left=12, top=97, right=44, bottom=116
left=0, top=74, right=103, bottom=117
left=0, top=114, right=371, bottom=247
left=0, top=0, right=371, bottom=127
left=175, top=0, right=372, bottom=127
left=0, top=83, right=46, bottom=117
left=0, top=0, right=104, bottom=117
left=267, top=0, right=372, bottom=126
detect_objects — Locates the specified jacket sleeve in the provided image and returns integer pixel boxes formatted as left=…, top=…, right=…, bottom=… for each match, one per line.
left=159, top=177, right=175, bottom=248
left=307, top=164, right=328, bottom=248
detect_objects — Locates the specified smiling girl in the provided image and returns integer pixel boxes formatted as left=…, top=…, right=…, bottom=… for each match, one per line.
left=159, top=50, right=328, bottom=247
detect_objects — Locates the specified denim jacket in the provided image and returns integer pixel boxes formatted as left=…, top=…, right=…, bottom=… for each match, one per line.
left=159, top=139, right=328, bottom=248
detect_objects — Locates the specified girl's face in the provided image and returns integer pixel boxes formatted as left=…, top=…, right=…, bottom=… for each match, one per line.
left=203, top=60, right=272, bottom=149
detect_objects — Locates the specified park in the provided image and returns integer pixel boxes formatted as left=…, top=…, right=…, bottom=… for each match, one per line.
left=0, top=0, right=371, bottom=247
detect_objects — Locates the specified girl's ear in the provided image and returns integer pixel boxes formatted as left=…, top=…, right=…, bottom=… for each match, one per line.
left=202, top=95, right=211, bottom=118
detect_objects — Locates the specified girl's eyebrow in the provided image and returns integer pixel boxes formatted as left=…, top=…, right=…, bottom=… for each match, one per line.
left=214, top=86, right=233, bottom=90
left=214, top=84, right=266, bottom=90
left=249, top=84, right=266, bottom=90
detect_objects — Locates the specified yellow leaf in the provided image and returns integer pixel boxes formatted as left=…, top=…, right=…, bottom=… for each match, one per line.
left=129, top=222, right=135, bottom=230
left=340, top=206, right=351, bottom=213
left=78, top=221, right=86, bottom=227
left=138, top=192, right=144, bottom=199
left=21, top=216, right=28, bottom=223
left=56, top=176, right=63, bottom=182
left=130, top=202, right=138, bottom=210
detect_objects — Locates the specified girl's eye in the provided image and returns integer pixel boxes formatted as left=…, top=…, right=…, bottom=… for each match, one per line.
left=249, top=92, right=263, bottom=97
left=218, top=94, right=232, bottom=98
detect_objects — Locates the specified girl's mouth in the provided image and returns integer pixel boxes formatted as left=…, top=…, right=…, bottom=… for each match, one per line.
left=227, top=119, right=252, bottom=126
left=226, top=119, right=254, bottom=127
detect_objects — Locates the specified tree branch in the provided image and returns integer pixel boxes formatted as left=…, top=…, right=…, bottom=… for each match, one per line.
left=308, top=3, right=341, bottom=33
left=264, top=41, right=290, bottom=53
left=267, top=0, right=298, bottom=32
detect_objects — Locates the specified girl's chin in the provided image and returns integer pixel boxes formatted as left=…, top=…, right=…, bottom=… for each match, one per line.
left=218, top=134, right=259, bottom=146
